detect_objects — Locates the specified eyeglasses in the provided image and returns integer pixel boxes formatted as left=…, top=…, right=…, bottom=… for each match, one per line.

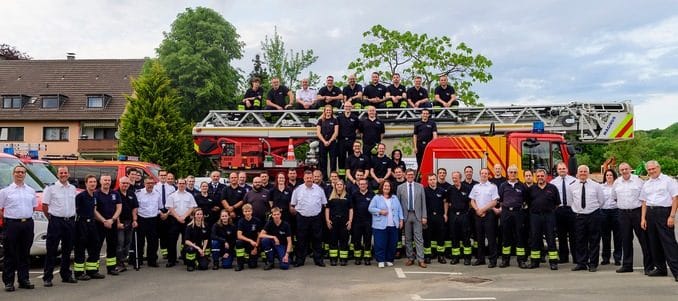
left=14, top=171, right=26, bottom=174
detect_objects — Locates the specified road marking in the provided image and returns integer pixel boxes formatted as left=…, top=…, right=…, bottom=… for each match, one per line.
left=411, top=295, right=496, bottom=301
left=395, top=268, right=462, bottom=279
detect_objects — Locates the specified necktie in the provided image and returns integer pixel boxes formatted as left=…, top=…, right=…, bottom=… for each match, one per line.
left=408, top=183, right=414, bottom=211
left=161, top=184, right=166, bottom=208
left=581, top=182, right=586, bottom=209
left=561, top=178, right=567, bottom=206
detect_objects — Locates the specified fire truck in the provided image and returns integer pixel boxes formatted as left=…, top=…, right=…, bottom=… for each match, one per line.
left=192, top=101, right=634, bottom=179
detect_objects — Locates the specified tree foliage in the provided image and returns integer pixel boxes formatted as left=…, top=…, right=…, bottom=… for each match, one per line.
left=575, top=123, right=678, bottom=176
left=348, top=25, right=493, bottom=106
left=0, top=44, right=31, bottom=60
left=118, top=60, right=199, bottom=177
left=157, top=7, right=244, bottom=122
left=260, top=27, right=320, bottom=89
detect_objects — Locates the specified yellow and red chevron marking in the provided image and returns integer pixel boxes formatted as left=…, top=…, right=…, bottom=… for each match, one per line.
left=447, top=136, right=508, bottom=170
left=610, top=114, right=634, bottom=139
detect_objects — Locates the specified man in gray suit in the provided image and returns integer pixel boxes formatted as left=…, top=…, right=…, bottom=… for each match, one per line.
left=397, top=169, right=428, bottom=268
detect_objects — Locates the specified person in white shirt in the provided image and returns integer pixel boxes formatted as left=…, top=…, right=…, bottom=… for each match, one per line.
left=639, top=160, right=678, bottom=282
left=290, top=170, right=328, bottom=267
left=469, top=168, right=500, bottom=268
left=42, top=166, right=78, bottom=286
left=550, top=162, right=577, bottom=263
left=1, top=165, right=38, bottom=291
left=295, top=78, right=317, bottom=110
left=165, top=178, right=197, bottom=267
left=612, top=162, right=652, bottom=274
left=135, top=177, right=163, bottom=267
left=567, top=165, right=605, bottom=272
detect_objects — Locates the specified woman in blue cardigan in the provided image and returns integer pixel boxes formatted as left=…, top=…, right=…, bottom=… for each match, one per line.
left=369, top=180, right=405, bottom=268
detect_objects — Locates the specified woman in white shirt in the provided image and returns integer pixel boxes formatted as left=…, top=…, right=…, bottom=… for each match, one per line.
left=600, top=169, right=621, bottom=265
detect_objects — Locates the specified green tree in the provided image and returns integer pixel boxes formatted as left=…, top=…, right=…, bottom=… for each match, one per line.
left=347, top=25, right=493, bottom=106
left=0, top=43, right=31, bottom=60
left=118, top=60, right=199, bottom=177
left=245, top=54, right=271, bottom=92
left=260, top=27, right=320, bottom=89
left=157, top=7, right=244, bottom=122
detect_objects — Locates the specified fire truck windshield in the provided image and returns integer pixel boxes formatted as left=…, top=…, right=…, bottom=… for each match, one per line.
left=521, top=140, right=564, bottom=175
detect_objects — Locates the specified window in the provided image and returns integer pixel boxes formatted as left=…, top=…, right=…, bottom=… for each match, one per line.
left=0, top=127, right=24, bottom=141
left=43, top=127, right=69, bottom=141
left=2, top=96, right=23, bottom=109
left=93, top=128, right=116, bottom=140
left=522, top=140, right=552, bottom=174
left=87, top=96, right=104, bottom=108
left=42, top=96, right=60, bottom=109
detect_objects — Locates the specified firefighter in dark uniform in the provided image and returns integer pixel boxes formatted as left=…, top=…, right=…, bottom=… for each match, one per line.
left=244, top=177, right=271, bottom=223
left=241, top=77, right=264, bottom=110
left=316, top=105, right=340, bottom=177
left=184, top=208, right=210, bottom=271
left=210, top=210, right=237, bottom=269
left=436, top=168, right=453, bottom=257
left=94, top=174, right=122, bottom=275
left=343, top=74, right=364, bottom=109
left=413, top=109, right=437, bottom=170
left=235, top=204, right=263, bottom=271
left=358, top=106, right=385, bottom=157
left=260, top=207, right=293, bottom=270
left=363, top=72, right=387, bottom=108
left=462, top=166, right=480, bottom=259
left=116, top=177, right=138, bottom=272
left=270, top=173, right=293, bottom=224
left=384, top=73, right=408, bottom=110
left=317, top=75, right=343, bottom=108
left=337, top=101, right=360, bottom=177
left=406, top=76, right=431, bottom=108
left=221, top=172, right=245, bottom=220
left=73, top=175, right=106, bottom=281
left=346, top=141, right=371, bottom=186
left=325, top=180, right=353, bottom=266
left=370, top=143, right=393, bottom=191
left=447, top=171, right=473, bottom=265
left=525, top=169, right=560, bottom=270
left=497, top=165, right=529, bottom=268
left=433, top=74, right=459, bottom=113
left=423, top=174, right=448, bottom=264
left=1, top=165, right=38, bottom=291
left=195, top=182, right=220, bottom=228
left=351, top=178, right=374, bottom=265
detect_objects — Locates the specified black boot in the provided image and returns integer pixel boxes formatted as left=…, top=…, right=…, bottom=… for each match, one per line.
left=528, top=259, right=540, bottom=269
left=450, top=257, right=459, bottom=265
left=518, top=259, right=529, bottom=269
left=463, top=257, right=472, bottom=266
left=340, top=259, right=348, bottom=266
left=364, top=258, right=371, bottom=266
left=355, top=258, right=362, bottom=265
left=235, top=257, right=245, bottom=271
left=499, top=256, right=510, bottom=268
left=424, top=257, right=431, bottom=264
left=330, top=258, right=338, bottom=266
left=438, top=255, right=447, bottom=264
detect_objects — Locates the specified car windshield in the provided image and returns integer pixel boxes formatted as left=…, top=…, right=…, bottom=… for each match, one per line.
left=24, top=161, right=58, bottom=186
left=0, top=157, right=45, bottom=192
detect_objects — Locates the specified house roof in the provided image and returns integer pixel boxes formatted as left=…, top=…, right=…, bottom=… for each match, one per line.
left=0, top=59, right=145, bottom=120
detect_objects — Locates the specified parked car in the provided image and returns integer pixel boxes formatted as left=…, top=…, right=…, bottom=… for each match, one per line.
left=48, top=159, right=161, bottom=189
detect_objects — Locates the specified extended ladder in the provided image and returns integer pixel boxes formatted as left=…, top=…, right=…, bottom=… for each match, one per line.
left=192, top=101, right=634, bottom=143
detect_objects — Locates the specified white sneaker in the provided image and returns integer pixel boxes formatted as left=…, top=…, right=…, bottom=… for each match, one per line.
left=386, top=262, right=394, bottom=267
left=378, top=262, right=385, bottom=268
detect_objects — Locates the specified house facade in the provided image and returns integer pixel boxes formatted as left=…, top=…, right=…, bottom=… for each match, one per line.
left=0, top=58, right=145, bottom=159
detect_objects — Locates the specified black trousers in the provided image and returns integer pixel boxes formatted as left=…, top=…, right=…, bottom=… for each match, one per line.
left=328, top=216, right=350, bottom=257
left=2, top=218, right=33, bottom=285
left=97, top=222, right=119, bottom=271
left=158, top=216, right=170, bottom=256
left=352, top=221, right=372, bottom=258
left=618, top=208, right=652, bottom=271
left=448, top=210, right=471, bottom=257
left=296, top=213, right=323, bottom=264
left=646, top=206, right=678, bottom=276
left=318, top=141, right=338, bottom=178
left=423, top=214, right=446, bottom=256
left=167, top=219, right=185, bottom=264
left=530, top=212, right=558, bottom=262
left=574, top=210, right=603, bottom=267
left=44, top=216, right=75, bottom=281
left=74, top=219, right=100, bottom=276
left=475, top=210, right=497, bottom=261
left=501, top=208, right=526, bottom=260
left=555, top=206, right=576, bottom=262
left=235, top=240, right=259, bottom=268
left=600, top=208, right=622, bottom=263
left=337, top=137, right=355, bottom=172
left=415, top=141, right=428, bottom=171
left=136, top=216, right=159, bottom=265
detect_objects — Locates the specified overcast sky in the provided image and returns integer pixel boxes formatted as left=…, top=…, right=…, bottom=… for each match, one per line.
left=3, top=0, right=677, bottom=130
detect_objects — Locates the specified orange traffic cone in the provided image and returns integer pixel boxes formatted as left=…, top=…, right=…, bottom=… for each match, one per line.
left=287, top=138, right=295, bottom=161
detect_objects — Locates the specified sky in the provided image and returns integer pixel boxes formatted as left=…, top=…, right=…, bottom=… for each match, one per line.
left=3, top=0, right=677, bottom=130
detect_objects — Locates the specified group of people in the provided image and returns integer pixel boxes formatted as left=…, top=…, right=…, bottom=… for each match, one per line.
left=1, top=157, right=677, bottom=292
left=240, top=73, right=459, bottom=112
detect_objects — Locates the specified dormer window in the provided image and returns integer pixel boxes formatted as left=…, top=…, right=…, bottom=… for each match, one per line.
left=41, top=94, right=68, bottom=109
left=2, top=95, right=28, bottom=109
left=87, top=94, right=111, bottom=108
